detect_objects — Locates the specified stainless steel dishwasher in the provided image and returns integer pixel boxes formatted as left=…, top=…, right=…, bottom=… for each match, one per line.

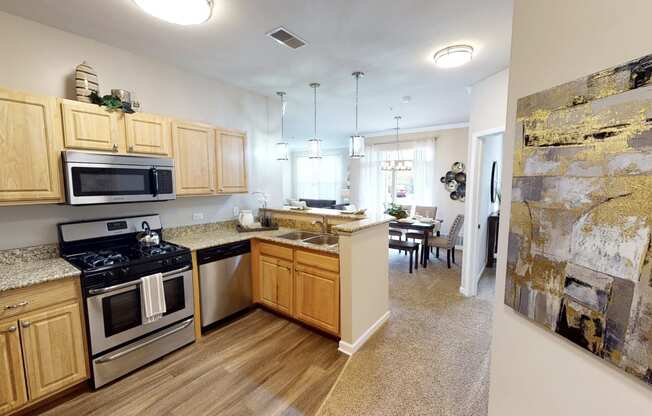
left=197, top=240, right=252, bottom=329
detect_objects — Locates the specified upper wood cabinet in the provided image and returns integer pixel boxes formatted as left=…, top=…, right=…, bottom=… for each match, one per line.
left=216, top=129, right=248, bottom=193
left=0, top=319, right=27, bottom=415
left=0, top=89, right=63, bottom=205
left=19, top=302, right=87, bottom=401
left=61, top=99, right=125, bottom=152
left=172, top=121, right=216, bottom=196
left=125, top=112, right=172, bottom=156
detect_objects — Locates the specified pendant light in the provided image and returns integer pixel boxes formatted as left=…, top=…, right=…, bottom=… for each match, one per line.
left=349, top=71, right=365, bottom=158
left=275, top=92, right=289, bottom=161
left=381, top=116, right=413, bottom=171
left=308, top=82, right=322, bottom=159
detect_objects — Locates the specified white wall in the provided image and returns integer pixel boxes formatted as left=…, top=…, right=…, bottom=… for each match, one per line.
left=489, top=1, right=652, bottom=414
left=461, top=69, right=509, bottom=295
left=0, top=12, right=282, bottom=249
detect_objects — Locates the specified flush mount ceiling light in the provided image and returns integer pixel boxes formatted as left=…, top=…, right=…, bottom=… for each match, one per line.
left=433, top=44, right=474, bottom=68
left=133, top=0, right=213, bottom=25
left=349, top=71, right=365, bottom=159
left=308, top=83, right=322, bottom=159
left=275, top=92, right=289, bottom=161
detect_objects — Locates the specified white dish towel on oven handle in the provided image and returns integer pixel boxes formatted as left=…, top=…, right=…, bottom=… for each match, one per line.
left=141, top=273, right=166, bottom=324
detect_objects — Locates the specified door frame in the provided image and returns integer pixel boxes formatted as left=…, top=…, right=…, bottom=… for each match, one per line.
left=460, top=127, right=504, bottom=297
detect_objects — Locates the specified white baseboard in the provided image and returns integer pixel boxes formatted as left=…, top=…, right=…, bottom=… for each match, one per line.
left=460, top=266, right=486, bottom=297
left=338, top=311, right=390, bottom=356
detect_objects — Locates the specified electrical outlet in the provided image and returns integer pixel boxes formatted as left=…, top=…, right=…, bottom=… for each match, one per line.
left=232, top=206, right=240, bottom=217
left=192, top=213, right=204, bottom=221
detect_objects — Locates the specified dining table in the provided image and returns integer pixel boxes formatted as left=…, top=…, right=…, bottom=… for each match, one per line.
left=389, top=218, right=443, bottom=267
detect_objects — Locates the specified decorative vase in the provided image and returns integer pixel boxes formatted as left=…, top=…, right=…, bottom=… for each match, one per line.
left=75, top=61, right=99, bottom=103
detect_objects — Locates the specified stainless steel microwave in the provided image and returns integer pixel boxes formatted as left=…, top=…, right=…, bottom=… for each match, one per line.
left=62, top=151, right=176, bottom=205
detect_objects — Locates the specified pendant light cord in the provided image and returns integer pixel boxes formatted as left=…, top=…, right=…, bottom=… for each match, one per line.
left=313, top=85, right=317, bottom=139
left=355, top=74, right=359, bottom=135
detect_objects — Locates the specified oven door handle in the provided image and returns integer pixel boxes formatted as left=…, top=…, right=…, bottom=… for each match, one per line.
left=95, top=318, right=193, bottom=364
left=88, top=266, right=191, bottom=295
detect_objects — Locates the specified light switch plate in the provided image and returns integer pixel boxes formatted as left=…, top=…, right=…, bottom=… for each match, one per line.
left=192, top=213, right=204, bottom=221
left=232, top=206, right=240, bottom=217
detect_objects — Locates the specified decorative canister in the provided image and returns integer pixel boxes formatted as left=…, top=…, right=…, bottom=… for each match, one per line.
left=75, top=61, right=99, bottom=103
left=111, top=89, right=132, bottom=104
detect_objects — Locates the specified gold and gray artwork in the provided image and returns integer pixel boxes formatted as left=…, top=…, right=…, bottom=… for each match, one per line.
left=505, top=53, right=652, bottom=386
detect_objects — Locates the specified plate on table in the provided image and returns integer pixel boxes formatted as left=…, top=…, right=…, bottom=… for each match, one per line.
left=397, top=218, right=414, bottom=223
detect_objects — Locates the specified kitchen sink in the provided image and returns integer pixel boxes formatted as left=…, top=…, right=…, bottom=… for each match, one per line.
left=277, top=231, right=321, bottom=241
left=303, top=235, right=339, bottom=246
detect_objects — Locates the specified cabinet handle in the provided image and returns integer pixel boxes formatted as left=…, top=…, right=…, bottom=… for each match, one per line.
left=21, top=321, right=31, bottom=328
left=2, top=326, right=17, bottom=333
left=5, top=301, right=28, bottom=310
left=129, top=145, right=134, bottom=152
left=112, top=143, right=119, bottom=152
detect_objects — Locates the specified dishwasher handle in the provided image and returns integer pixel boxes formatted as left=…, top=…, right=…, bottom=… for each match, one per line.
left=197, top=240, right=251, bottom=264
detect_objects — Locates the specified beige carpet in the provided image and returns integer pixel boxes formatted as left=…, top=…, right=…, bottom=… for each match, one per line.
left=319, top=250, right=495, bottom=416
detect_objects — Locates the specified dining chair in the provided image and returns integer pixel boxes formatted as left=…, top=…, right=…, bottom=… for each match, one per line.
left=429, top=214, right=464, bottom=268
left=415, top=206, right=437, bottom=220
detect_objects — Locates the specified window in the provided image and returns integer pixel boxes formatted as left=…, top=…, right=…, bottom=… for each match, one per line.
left=294, top=153, right=344, bottom=201
left=361, top=138, right=436, bottom=214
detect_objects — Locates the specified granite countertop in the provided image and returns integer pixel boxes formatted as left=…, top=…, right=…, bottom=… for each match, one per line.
left=333, top=214, right=396, bottom=234
left=262, top=207, right=367, bottom=220
left=166, top=227, right=339, bottom=254
left=0, top=256, right=81, bottom=293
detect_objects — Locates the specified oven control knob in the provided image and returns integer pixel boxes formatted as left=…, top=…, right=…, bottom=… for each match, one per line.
left=175, top=256, right=185, bottom=264
left=104, top=271, right=115, bottom=279
left=120, top=267, right=130, bottom=276
left=161, top=259, right=169, bottom=266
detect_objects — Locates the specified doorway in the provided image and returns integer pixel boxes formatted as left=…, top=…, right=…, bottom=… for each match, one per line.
left=461, top=129, right=504, bottom=296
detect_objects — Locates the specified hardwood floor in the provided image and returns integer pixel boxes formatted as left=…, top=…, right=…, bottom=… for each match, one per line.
left=38, top=309, right=347, bottom=416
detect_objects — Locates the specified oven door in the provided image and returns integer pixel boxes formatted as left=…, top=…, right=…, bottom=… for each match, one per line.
left=64, top=162, right=175, bottom=205
left=86, top=267, right=194, bottom=355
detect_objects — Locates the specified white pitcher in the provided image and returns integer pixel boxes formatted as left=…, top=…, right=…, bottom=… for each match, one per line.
left=238, top=210, right=254, bottom=227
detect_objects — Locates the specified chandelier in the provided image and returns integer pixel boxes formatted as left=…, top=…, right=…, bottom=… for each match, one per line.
left=380, top=116, right=412, bottom=171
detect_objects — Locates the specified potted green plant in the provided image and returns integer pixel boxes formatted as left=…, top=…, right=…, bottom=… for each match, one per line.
left=385, top=203, right=408, bottom=219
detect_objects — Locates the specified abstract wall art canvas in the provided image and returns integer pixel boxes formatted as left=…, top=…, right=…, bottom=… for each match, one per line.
left=505, top=53, right=652, bottom=386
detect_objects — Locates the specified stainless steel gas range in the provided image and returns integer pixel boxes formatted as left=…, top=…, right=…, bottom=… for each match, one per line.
left=58, top=215, right=195, bottom=388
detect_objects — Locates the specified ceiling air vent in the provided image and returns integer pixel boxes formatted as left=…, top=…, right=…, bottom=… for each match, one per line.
left=267, top=27, right=306, bottom=49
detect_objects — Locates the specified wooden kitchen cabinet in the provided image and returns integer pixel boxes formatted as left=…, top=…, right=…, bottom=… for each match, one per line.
left=0, top=278, right=88, bottom=415
left=259, top=255, right=293, bottom=316
left=61, top=99, right=125, bottom=152
left=19, top=302, right=88, bottom=400
left=125, top=112, right=172, bottom=156
left=0, top=89, right=64, bottom=205
left=294, top=250, right=340, bottom=335
left=252, top=240, right=340, bottom=335
left=172, top=120, right=216, bottom=196
left=0, top=320, right=27, bottom=415
left=215, top=129, right=248, bottom=193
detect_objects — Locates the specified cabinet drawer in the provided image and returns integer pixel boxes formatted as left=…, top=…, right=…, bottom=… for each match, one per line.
left=0, top=279, right=80, bottom=321
left=295, top=250, right=339, bottom=273
left=258, top=242, right=293, bottom=261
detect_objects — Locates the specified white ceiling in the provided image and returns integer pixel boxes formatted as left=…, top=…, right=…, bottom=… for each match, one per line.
left=0, top=0, right=513, bottom=148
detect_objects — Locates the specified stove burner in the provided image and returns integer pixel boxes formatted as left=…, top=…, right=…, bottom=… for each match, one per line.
left=139, top=243, right=177, bottom=257
left=80, top=252, right=129, bottom=268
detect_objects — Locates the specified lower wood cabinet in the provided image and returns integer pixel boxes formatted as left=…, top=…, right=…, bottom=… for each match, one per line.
left=19, top=302, right=87, bottom=400
left=259, top=255, right=293, bottom=316
left=0, top=279, right=88, bottom=416
left=294, top=265, right=340, bottom=335
left=252, top=240, right=340, bottom=336
left=0, top=320, right=27, bottom=414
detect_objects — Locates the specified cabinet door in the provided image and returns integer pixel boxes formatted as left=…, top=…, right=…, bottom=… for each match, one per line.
left=215, top=129, right=247, bottom=193
left=172, top=121, right=215, bottom=196
left=0, top=89, right=63, bottom=204
left=275, top=261, right=293, bottom=315
left=259, top=255, right=278, bottom=308
left=125, top=112, right=172, bottom=156
left=294, top=265, right=339, bottom=335
left=0, top=320, right=27, bottom=414
left=20, top=302, right=88, bottom=400
left=61, top=99, right=125, bottom=152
